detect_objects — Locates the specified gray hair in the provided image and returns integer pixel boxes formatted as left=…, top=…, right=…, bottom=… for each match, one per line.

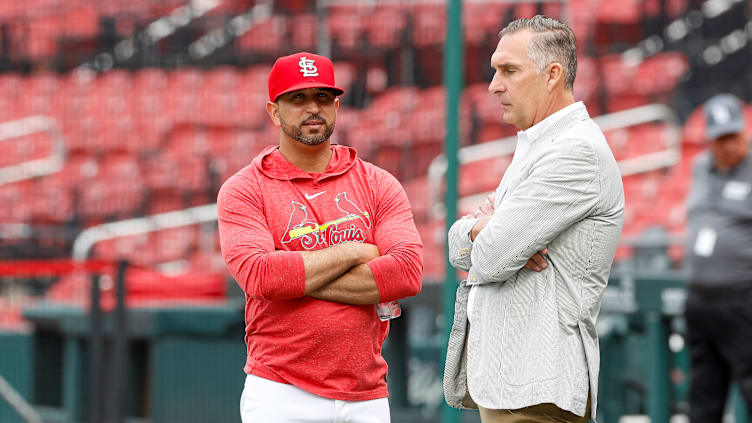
left=500, top=15, right=577, bottom=89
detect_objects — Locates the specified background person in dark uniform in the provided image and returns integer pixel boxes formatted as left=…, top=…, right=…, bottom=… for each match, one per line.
left=684, top=93, right=752, bottom=422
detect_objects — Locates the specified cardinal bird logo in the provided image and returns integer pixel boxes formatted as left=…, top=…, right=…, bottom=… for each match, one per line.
left=280, top=193, right=370, bottom=248
left=335, top=192, right=371, bottom=229
left=281, top=201, right=317, bottom=244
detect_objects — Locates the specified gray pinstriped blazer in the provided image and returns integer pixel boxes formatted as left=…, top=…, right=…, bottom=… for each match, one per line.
left=443, top=103, right=624, bottom=418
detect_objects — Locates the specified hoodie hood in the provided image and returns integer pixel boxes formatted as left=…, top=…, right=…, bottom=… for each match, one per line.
left=253, top=144, right=358, bottom=182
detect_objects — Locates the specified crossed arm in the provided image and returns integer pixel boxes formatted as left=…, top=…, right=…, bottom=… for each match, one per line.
left=299, top=242, right=382, bottom=304
left=457, top=142, right=601, bottom=283
left=217, top=171, right=422, bottom=306
left=448, top=192, right=548, bottom=275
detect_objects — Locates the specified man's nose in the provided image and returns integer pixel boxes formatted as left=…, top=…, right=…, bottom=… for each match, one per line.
left=305, top=99, right=321, bottom=114
left=488, top=77, right=505, bottom=95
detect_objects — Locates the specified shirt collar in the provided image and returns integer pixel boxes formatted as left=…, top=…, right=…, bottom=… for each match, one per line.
left=518, top=101, right=587, bottom=143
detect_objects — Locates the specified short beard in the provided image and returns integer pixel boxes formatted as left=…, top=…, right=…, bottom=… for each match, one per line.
left=281, top=116, right=335, bottom=146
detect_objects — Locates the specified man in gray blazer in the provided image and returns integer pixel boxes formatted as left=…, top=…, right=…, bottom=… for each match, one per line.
left=443, top=16, right=625, bottom=423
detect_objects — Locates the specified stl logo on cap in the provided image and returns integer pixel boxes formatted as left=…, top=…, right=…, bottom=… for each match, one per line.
left=267, top=52, right=344, bottom=102
left=299, top=57, right=319, bottom=78
left=710, top=106, right=731, bottom=125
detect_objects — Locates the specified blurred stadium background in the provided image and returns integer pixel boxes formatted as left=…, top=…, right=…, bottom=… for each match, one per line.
left=0, top=0, right=750, bottom=422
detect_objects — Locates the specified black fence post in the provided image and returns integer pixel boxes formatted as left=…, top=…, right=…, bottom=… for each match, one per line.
left=88, top=272, right=104, bottom=423
left=388, top=306, right=409, bottom=409
left=105, top=261, right=128, bottom=423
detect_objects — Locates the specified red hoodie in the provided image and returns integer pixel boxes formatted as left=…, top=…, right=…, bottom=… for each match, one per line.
left=217, top=144, right=423, bottom=401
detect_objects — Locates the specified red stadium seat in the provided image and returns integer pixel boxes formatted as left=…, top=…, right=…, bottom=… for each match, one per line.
left=144, top=150, right=209, bottom=193
left=77, top=154, right=144, bottom=218
left=166, top=126, right=208, bottom=156
left=54, top=152, right=100, bottom=190
left=595, top=0, right=643, bottom=43
left=204, top=66, right=239, bottom=91
left=412, top=4, right=446, bottom=47
left=237, top=15, right=287, bottom=53
left=164, top=68, right=204, bottom=123
left=407, top=139, right=443, bottom=181
left=189, top=251, right=230, bottom=276
left=607, top=95, right=649, bottom=113
left=605, top=128, right=631, bottom=161
left=22, top=72, right=60, bottom=116
left=62, top=4, right=99, bottom=38
left=624, top=123, right=673, bottom=158
left=132, top=68, right=168, bottom=92
left=644, top=0, right=689, bottom=20
left=458, top=155, right=511, bottom=198
left=93, top=233, right=148, bottom=263
left=144, top=153, right=178, bottom=192
left=0, top=298, right=31, bottom=331
left=410, top=106, right=445, bottom=144
left=463, top=2, right=508, bottom=44
left=682, top=105, right=706, bottom=145
left=0, top=181, right=34, bottom=223
left=569, top=0, right=598, bottom=49
left=149, top=226, right=200, bottom=264
left=368, top=87, right=419, bottom=119
left=332, top=61, right=356, bottom=95
left=403, top=176, right=430, bottom=223
left=290, top=13, right=317, bottom=51
left=199, top=90, right=240, bottom=126
left=48, top=262, right=226, bottom=307
left=207, top=127, right=261, bottom=161
left=416, top=219, right=446, bottom=281
left=465, top=82, right=502, bottom=125
left=235, top=66, right=271, bottom=128
left=239, top=64, right=272, bottom=92
left=0, top=1, right=23, bottom=20
left=600, top=54, right=640, bottom=98
left=475, top=122, right=515, bottom=144
left=574, top=56, right=600, bottom=105
left=327, top=6, right=364, bottom=50
left=331, top=105, right=361, bottom=136
left=514, top=2, right=540, bottom=19
left=366, top=6, right=408, bottom=49
left=0, top=74, right=25, bottom=120
left=0, top=132, right=52, bottom=168
left=199, top=68, right=240, bottom=125
left=634, top=52, right=689, bottom=97
left=27, top=14, right=61, bottom=58
left=147, top=192, right=185, bottom=215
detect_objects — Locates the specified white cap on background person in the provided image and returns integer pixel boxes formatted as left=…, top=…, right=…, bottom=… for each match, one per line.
left=704, top=93, right=746, bottom=140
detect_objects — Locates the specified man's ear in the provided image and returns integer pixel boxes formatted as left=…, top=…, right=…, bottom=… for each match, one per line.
left=334, top=97, right=340, bottom=111
left=546, top=62, right=564, bottom=92
left=266, top=101, right=281, bottom=126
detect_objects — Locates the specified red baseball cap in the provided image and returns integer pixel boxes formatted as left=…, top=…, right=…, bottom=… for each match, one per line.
left=268, top=52, right=345, bottom=102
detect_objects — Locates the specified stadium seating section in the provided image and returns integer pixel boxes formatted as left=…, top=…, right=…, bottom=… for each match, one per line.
left=1, top=0, right=748, bottom=315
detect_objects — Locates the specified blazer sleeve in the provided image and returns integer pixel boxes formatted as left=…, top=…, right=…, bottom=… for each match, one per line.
left=447, top=217, right=478, bottom=272
left=469, top=141, right=600, bottom=284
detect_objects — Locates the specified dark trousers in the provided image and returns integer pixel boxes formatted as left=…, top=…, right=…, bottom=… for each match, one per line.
left=685, top=286, right=752, bottom=423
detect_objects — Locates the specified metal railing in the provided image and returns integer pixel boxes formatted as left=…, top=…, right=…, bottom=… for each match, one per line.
left=428, top=103, right=683, bottom=220
left=0, top=115, right=65, bottom=186
left=72, top=204, right=218, bottom=261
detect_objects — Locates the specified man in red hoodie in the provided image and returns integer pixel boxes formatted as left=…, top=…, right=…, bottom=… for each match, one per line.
left=217, top=52, right=423, bottom=422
